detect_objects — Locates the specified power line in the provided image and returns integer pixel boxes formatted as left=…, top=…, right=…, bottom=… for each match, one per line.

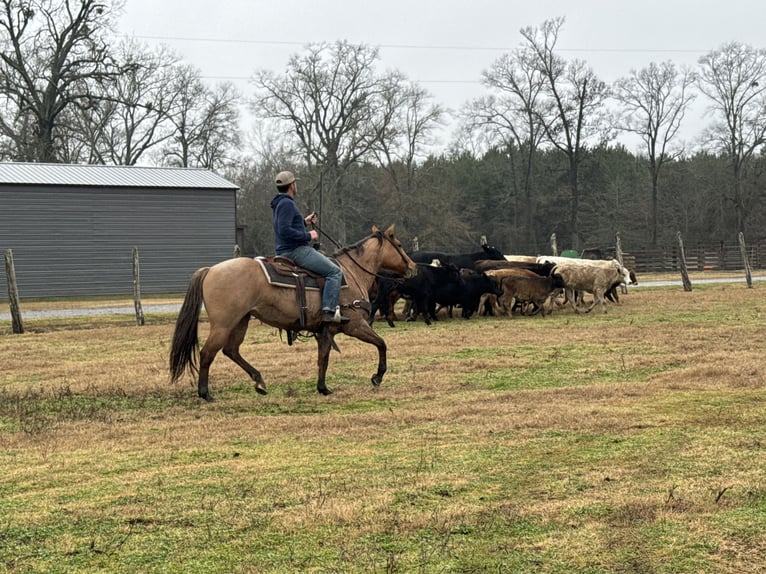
left=202, top=74, right=481, bottom=85
left=128, top=34, right=709, bottom=55
left=128, top=33, right=709, bottom=87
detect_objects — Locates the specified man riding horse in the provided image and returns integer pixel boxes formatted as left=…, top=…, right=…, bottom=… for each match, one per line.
left=270, top=170, right=350, bottom=324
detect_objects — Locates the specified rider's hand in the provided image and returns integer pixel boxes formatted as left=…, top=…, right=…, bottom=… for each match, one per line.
left=305, top=212, right=317, bottom=225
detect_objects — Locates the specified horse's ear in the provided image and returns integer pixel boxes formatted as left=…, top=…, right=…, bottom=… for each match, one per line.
left=371, top=225, right=380, bottom=234
left=384, top=224, right=395, bottom=235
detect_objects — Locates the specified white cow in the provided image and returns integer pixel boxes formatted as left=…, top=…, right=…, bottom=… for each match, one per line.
left=504, top=255, right=538, bottom=263
left=543, top=258, right=632, bottom=314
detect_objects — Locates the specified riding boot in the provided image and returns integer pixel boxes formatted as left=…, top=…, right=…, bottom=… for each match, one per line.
left=322, top=306, right=350, bottom=323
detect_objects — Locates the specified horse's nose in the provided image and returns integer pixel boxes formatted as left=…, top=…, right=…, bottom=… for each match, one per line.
left=405, top=266, right=417, bottom=279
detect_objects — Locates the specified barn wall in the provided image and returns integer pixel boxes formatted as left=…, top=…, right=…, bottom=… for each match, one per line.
left=0, top=185, right=236, bottom=299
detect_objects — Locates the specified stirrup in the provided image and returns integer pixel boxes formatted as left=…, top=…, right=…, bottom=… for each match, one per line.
left=322, top=308, right=350, bottom=323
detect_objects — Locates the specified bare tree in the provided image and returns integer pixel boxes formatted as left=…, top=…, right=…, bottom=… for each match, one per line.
left=79, top=39, right=179, bottom=165
left=697, top=42, right=766, bottom=235
left=160, top=65, right=241, bottom=171
left=192, top=82, right=241, bottom=171
left=369, top=73, right=444, bottom=226
left=251, top=41, right=400, bottom=243
left=613, top=61, right=697, bottom=245
left=521, top=17, right=612, bottom=250
left=0, top=0, right=124, bottom=162
left=464, top=44, right=547, bottom=248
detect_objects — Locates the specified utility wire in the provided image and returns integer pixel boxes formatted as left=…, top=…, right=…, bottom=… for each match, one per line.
left=202, top=74, right=481, bottom=84
left=127, top=34, right=709, bottom=55
left=124, top=34, right=710, bottom=85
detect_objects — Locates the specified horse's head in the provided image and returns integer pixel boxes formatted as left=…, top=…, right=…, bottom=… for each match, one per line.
left=374, top=224, right=417, bottom=278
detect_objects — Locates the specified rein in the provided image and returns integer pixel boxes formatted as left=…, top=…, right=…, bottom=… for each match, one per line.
left=313, top=223, right=410, bottom=282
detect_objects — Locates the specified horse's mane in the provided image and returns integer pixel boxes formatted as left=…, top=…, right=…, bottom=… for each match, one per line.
left=333, top=230, right=383, bottom=257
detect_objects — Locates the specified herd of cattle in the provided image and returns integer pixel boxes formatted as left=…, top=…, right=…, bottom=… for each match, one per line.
left=368, top=243, right=638, bottom=326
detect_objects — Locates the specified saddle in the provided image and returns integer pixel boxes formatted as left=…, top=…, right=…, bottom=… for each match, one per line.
left=255, top=256, right=346, bottom=328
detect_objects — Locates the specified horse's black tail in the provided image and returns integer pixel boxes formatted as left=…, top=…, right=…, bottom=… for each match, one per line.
left=169, top=267, right=209, bottom=383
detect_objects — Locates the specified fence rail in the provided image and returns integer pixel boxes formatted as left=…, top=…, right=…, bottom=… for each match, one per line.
left=625, top=241, right=766, bottom=273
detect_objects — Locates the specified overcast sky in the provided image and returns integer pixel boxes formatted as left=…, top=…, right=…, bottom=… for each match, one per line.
left=116, top=0, right=766, bottom=152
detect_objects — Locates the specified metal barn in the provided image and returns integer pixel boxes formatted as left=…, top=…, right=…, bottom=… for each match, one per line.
left=0, top=163, right=239, bottom=300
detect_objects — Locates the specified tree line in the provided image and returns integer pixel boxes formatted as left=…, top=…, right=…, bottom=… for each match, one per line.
left=2, top=2, right=765, bottom=256
left=0, top=0, right=240, bottom=169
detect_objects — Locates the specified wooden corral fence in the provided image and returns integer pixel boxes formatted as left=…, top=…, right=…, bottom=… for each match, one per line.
left=513, top=238, right=764, bottom=273
left=625, top=241, right=766, bottom=273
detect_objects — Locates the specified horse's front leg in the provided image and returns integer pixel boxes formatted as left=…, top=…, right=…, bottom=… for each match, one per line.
left=371, top=338, right=387, bottom=387
left=343, top=321, right=388, bottom=387
left=315, top=329, right=335, bottom=395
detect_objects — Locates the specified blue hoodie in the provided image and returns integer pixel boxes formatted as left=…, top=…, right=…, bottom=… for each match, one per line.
left=270, top=193, right=311, bottom=254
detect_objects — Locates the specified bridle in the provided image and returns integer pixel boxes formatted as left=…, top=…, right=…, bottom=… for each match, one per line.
left=313, top=223, right=412, bottom=281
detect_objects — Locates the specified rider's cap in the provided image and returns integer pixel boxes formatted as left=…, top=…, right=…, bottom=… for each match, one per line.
left=275, top=171, right=299, bottom=186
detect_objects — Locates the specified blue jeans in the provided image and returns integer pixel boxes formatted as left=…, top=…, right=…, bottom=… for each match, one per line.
left=278, top=245, right=343, bottom=312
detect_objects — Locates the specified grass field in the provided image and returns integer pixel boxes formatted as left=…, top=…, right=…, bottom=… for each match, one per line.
left=1, top=278, right=765, bottom=573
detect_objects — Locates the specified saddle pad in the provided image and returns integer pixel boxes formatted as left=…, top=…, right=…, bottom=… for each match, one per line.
left=255, top=257, right=347, bottom=290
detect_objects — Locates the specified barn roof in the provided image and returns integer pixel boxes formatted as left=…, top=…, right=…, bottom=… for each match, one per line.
left=0, top=162, right=238, bottom=190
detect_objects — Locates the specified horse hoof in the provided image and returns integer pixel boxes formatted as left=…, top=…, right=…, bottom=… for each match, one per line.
left=371, top=375, right=382, bottom=387
left=255, top=383, right=268, bottom=396
left=199, top=394, right=214, bottom=402
left=318, top=387, right=333, bottom=396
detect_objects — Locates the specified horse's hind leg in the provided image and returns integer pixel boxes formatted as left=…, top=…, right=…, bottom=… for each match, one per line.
left=223, top=315, right=268, bottom=395
left=315, top=330, right=334, bottom=396
left=198, top=327, right=229, bottom=401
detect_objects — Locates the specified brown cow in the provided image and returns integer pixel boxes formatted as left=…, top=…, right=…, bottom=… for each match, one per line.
left=483, top=268, right=565, bottom=317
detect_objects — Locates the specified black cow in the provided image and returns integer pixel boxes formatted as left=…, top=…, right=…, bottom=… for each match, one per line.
left=368, top=270, right=405, bottom=327
left=605, top=269, right=638, bottom=303
left=369, top=262, right=463, bottom=326
left=474, top=259, right=557, bottom=277
left=409, top=242, right=506, bottom=270
left=401, top=262, right=462, bottom=325
left=432, top=269, right=503, bottom=319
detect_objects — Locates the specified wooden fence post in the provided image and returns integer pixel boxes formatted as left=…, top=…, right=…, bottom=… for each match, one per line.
left=132, top=247, right=145, bottom=326
left=233, top=244, right=241, bottom=257
left=738, top=232, right=753, bottom=288
left=412, top=236, right=419, bottom=253
left=676, top=232, right=692, bottom=292
left=550, top=233, right=558, bottom=256
left=615, top=232, right=627, bottom=294
left=4, top=249, right=24, bottom=334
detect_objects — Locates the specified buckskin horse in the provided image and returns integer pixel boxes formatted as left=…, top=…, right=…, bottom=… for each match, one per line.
left=169, top=225, right=416, bottom=400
